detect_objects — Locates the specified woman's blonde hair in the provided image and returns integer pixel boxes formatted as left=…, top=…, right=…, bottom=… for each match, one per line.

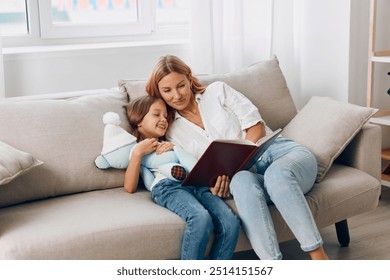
left=125, top=96, right=165, bottom=141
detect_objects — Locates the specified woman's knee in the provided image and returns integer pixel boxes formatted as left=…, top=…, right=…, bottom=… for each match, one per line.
left=264, top=152, right=316, bottom=194
left=230, top=170, right=258, bottom=194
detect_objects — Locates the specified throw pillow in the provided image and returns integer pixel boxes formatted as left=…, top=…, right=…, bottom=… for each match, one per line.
left=282, top=96, right=378, bottom=182
left=0, top=141, right=43, bottom=186
left=0, top=90, right=129, bottom=208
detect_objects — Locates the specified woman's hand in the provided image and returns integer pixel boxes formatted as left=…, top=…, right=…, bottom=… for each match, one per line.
left=210, top=175, right=230, bottom=198
left=156, top=141, right=174, bottom=155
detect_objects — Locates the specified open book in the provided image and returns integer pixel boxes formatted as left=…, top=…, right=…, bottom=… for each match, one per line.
left=182, top=128, right=282, bottom=187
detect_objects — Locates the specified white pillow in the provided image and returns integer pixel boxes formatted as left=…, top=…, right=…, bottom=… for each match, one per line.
left=0, top=141, right=44, bottom=186
left=282, top=96, right=378, bottom=182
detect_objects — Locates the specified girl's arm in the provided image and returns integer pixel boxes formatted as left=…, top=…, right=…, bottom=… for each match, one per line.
left=124, top=152, right=143, bottom=193
left=124, top=138, right=158, bottom=193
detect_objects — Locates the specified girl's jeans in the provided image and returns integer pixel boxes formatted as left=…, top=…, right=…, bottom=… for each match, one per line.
left=151, top=179, right=240, bottom=260
left=230, top=137, right=323, bottom=260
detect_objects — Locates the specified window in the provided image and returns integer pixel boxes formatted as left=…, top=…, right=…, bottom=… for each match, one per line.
left=39, top=0, right=153, bottom=38
left=0, top=0, right=190, bottom=47
left=156, top=0, right=190, bottom=25
left=0, top=0, right=28, bottom=36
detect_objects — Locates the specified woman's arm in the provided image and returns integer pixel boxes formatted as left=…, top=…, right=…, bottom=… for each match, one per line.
left=245, top=122, right=266, bottom=143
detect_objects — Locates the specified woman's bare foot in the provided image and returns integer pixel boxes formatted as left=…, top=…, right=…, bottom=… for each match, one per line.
left=308, top=246, right=329, bottom=260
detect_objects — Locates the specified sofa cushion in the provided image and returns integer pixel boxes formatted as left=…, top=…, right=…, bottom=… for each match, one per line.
left=0, top=90, right=129, bottom=208
left=119, top=55, right=297, bottom=131
left=306, top=163, right=380, bottom=228
left=0, top=164, right=379, bottom=259
left=0, top=141, right=43, bottom=186
left=0, top=188, right=182, bottom=259
left=0, top=187, right=242, bottom=259
left=282, top=96, right=377, bottom=182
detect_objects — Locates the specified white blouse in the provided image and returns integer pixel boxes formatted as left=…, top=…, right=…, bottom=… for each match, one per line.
left=166, top=81, right=269, bottom=159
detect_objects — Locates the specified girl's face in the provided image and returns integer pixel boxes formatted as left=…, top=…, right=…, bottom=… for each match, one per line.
left=157, top=72, right=193, bottom=111
left=137, top=99, right=168, bottom=139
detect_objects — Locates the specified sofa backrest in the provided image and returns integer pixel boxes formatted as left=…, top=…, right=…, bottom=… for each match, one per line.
left=119, top=56, right=298, bottom=131
left=0, top=56, right=297, bottom=208
left=0, top=90, right=129, bottom=208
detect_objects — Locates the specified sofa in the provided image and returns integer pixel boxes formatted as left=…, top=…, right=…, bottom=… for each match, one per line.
left=0, top=56, right=381, bottom=259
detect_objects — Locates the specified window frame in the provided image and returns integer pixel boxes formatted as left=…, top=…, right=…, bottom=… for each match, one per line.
left=1, top=0, right=190, bottom=49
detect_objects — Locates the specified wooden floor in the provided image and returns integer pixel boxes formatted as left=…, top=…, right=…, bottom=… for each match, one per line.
left=234, top=186, right=390, bottom=260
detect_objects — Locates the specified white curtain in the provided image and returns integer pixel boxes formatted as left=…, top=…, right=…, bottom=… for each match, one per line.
left=270, top=0, right=302, bottom=106
left=0, top=32, right=5, bottom=98
left=189, top=0, right=274, bottom=75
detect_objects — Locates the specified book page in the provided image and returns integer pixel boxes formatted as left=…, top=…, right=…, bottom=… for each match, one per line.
left=212, top=138, right=255, bottom=146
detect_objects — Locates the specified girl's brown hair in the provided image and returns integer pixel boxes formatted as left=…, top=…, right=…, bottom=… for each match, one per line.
left=125, top=96, right=165, bottom=141
left=145, top=55, right=206, bottom=120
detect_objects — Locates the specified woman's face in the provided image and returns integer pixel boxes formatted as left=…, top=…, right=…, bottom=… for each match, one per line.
left=157, top=72, right=193, bottom=111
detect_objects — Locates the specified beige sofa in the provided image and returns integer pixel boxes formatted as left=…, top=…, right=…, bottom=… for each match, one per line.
left=0, top=56, right=381, bottom=259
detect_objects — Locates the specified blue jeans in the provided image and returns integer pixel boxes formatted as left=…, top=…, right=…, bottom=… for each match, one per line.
left=151, top=179, right=240, bottom=260
left=230, top=137, right=322, bottom=260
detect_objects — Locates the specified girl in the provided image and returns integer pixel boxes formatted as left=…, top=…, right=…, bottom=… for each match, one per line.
left=123, top=96, right=240, bottom=260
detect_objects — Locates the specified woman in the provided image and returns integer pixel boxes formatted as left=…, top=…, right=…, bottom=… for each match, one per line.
left=145, top=55, right=329, bottom=260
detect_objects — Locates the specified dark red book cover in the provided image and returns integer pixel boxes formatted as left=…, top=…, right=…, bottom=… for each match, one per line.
left=182, top=128, right=282, bottom=187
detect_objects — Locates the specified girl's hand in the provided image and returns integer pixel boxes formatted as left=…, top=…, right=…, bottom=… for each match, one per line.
left=132, top=138, right=158, bottom=157
left=210, top=175, right=230, bottom=198
left=156, top=141, right=174, bottom=155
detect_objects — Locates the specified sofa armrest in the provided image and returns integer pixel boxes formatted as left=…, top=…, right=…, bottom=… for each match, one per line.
left=335, top=123, right=381, bottom=181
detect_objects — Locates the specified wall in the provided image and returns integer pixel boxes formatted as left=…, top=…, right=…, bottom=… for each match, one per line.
left=3, top=42, right=191, bottom=98
left=2, top=0, right=389, bottom=111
